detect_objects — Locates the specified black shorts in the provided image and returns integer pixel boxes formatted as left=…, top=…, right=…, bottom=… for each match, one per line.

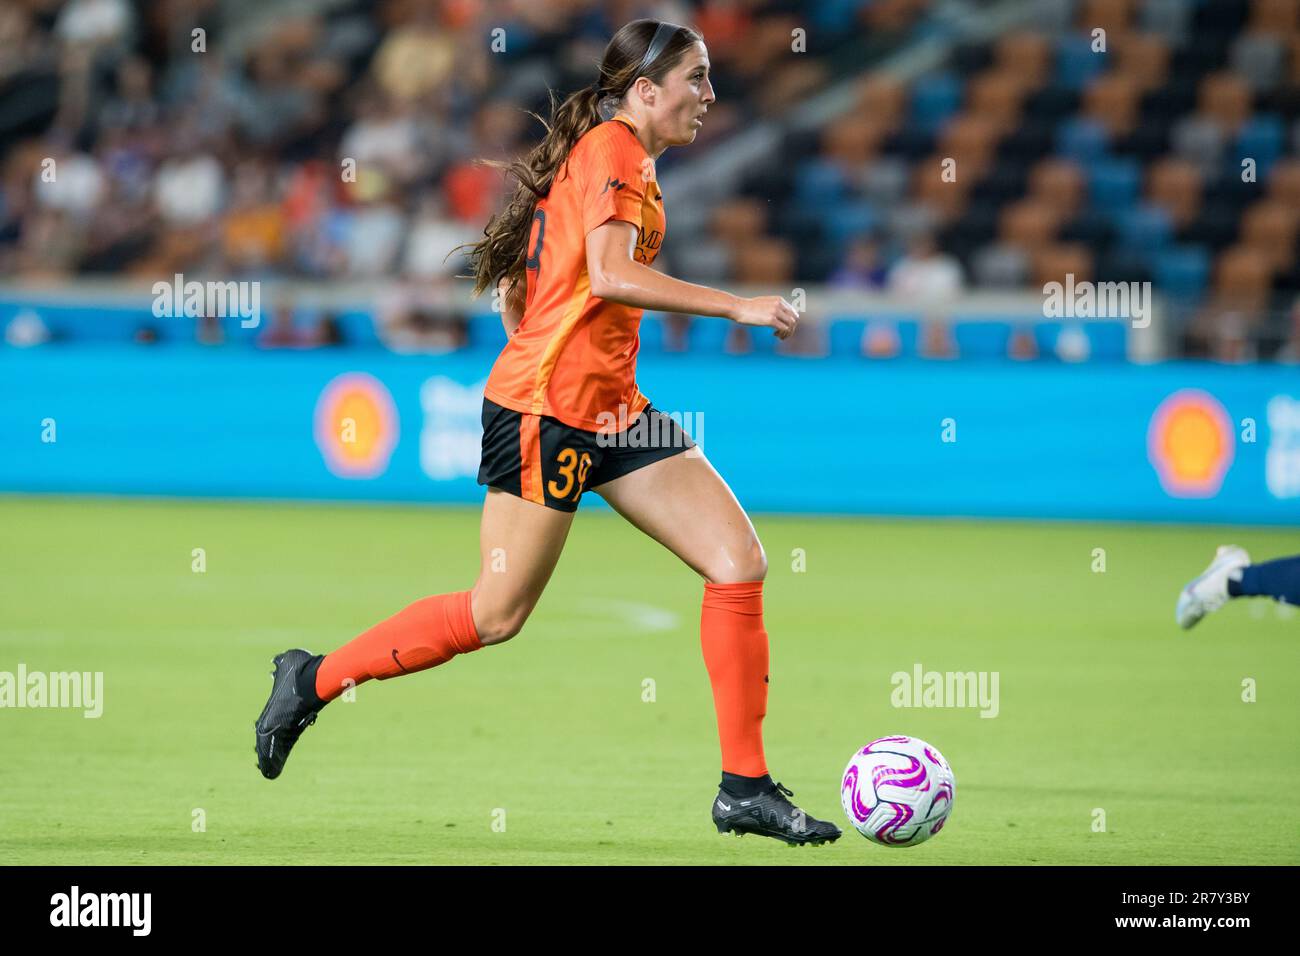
left=477, top=398, right=696, bottom=512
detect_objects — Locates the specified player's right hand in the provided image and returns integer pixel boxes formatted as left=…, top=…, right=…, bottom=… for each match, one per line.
left=732, top=295, right=799, bottom=340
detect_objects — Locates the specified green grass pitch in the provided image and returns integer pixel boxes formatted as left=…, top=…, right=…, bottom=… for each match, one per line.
left=1, top=495, right=1296, bottom=865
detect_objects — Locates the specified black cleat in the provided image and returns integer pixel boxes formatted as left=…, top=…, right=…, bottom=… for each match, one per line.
left=255, top=649, right=326, bottom=780
left=712, top=780, right=842, bottom=846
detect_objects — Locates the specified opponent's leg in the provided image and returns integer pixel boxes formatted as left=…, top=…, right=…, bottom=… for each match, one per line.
left=592, top=450, right=840, bottom=845
left=256, top=488, right=574, bottom=779
left=1228, top=553, right=1300, bottom=605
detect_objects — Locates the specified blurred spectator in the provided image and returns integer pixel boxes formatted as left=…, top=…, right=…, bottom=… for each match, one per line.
left=403, top=193, right=476, bottom=280
left=153, top=138, right=223, bottom=227
left=829, top=236, right=888, bottom=291
left=887, top=233, right=965, bottom=303
left=55, top=0, right=133, bottom=51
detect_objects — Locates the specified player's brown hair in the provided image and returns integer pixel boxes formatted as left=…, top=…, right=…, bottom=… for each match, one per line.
left=457, top=19, right=702, bottom=301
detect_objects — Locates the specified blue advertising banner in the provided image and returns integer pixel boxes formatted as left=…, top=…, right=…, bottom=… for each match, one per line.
left=2, top=346, right=1297, bottom=524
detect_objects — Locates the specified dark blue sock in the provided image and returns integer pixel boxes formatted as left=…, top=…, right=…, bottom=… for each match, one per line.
left=1228, top=555, right=1300, bottom=604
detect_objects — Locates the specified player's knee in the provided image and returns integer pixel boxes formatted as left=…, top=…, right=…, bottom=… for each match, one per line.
left=469, top=587, right=532, bottom=646
left=475, top=608, right=529, bottom=646
left=706, top=536, right=767, bottom=584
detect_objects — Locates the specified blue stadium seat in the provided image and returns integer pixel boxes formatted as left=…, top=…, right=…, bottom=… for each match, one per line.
left=1088, top=158, right=1141, bottom=216
left=1114, top=204, right=1173, bottom=259
left=1055, top=35, right=1107, bottom=90
left=1233, top=114, right=1285, bottom=180
left=910, top=72, right=962, bottom=134
left=1153, top=244, right=1210, bottom=301
left=811, top=0, right=861, bottom=30
left=1056, top=117, right=1109, bottom=164
left=824, top=200, right=879, bottom=250
left=794, top=160, right=847, bottom=207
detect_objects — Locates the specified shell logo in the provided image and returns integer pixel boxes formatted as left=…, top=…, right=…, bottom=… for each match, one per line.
left=1147, top=389, right=1234, bottom=497
left=314, top=373, right=398, bottom=478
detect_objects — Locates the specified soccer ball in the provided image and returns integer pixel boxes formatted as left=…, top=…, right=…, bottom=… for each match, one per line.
left=840, top=735, right=955, bottom=847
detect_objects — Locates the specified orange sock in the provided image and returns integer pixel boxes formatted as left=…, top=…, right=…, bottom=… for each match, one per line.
left=700, top=580, right=769, bottom=778
left=315, top=590, right=482, bottom=702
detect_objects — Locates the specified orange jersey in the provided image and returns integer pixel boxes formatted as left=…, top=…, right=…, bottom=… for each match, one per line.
left=483, top=112, right=665, bottom=432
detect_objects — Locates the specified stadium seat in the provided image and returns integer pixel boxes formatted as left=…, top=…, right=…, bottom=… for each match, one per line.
left=1268, top=158, right=1300, bottom=207
left=1114, top=32, right=1171, bottom=93
left=1141, top=0, right=1193, bottom=42
left=1249, top=0, right=1300, bottom=32
left=995, top=31, right=1054, bottom=89
left=1084, top=74, right=1141, bottom=138
left=1054, top=36, right=1107, bottom=91
left=861, top=157, right=911, bottom=207
left=858, top=74, right=908, bottom=133
left=1154, top=245, right=1212, bottom=301
left=1088, top=157, right=1142, bottom=216
left=1239, top=202, right=1299, bottom=272
left=1229, top=33, right=1286, bottom=92
left=910, top=72, right=963, bottom=133
left=1233, top=114, right=1286, bottom=180
left=824, top=200, right=879, bottom=250
left=1056, top=116, right=1110, bottom=163
left=793, top=160, right=848, bottom=207
left=1146, top=156, right=1203, bottom=229
left=1199, top=71, right=1253, bottom=134
left=1028, top=158, right=1086, bottom=220
left=1001, top=199, right=1061, bottom=249
left=1115, top=204, right=1174, bottom=261
left=968, top=71, right=1027, bottom=133
left=1170, top=115, right=1226, bottom=179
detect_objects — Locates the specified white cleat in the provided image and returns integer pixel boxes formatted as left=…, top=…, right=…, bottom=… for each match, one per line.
left=1176, top=546, right=1251, bottom=630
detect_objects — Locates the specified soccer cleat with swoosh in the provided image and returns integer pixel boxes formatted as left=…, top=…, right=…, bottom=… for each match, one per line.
left=712, top=780, right=842, bottom=846
left=255, top=649, right=326, bottom=780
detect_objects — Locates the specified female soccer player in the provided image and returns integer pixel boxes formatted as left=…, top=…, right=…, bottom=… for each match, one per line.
left=255, top=19, right=841, bottom=846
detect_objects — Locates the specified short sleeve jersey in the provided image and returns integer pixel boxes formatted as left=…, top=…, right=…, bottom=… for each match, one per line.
left=483, top=112, right=665, bottom=432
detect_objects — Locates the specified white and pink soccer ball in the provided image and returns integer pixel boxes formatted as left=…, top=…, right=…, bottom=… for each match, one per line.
left=841, top=735, right=955, bottom=847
